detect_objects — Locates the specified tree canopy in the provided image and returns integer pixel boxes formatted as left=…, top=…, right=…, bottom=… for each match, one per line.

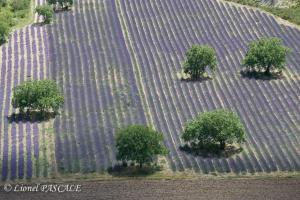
left=116, top=125, right=168, bottom=167
left=183, top=45, right=217, bottom=79
left=47, top=0, right=73, bottom=10
left=36, top=5, right=54, bottom=24
left=243, top=37, right=291, bottom=75
left=182, top=109, right=246, bottom=150
left=12, top=80, right=64, bottom=113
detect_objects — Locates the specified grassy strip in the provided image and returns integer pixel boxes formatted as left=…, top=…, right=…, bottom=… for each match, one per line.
left=11, top=0, right=35, bottom=30
left=225, top=0, right=300, bottom=26
left=1, top=169, right=300, bottom=184
left=262, top=5, right=300, bottom=25
left=0, top=0, right=34, bottom=43
left=225, top=0, right=261, bottom=7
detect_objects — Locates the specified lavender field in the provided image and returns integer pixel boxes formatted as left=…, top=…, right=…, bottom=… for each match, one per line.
left=0, top=0, right=58, bottom=181
left=48, top=0, right=147, bottom=173
left=119, top=0, right=300, bottom=172
left=0, top=0, right=299, bottom=180
left=0, top=12, right=53, bottom=181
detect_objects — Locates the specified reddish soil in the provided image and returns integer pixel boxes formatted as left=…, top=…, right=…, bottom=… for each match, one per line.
left=0, top=178, right=299, bottom=200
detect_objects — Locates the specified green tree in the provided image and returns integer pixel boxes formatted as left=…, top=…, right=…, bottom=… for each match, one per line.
left=57, top=0, right=64, bottom=8
left=47, top=0, right=57, bottom=5
left=116, top=125, right=168, bottom=167
left=183, top=45, right=217, bottom=79
left=63, top=0, right=73, bottom=10
left=35, top=5, right=54, bottom=24
left=182, top=109, right=246, bottom=150
left=243, top=37, right=291, bottom=75
left=12, top=79, right=64, bottom=113
left=0, top=21, right=9, bottom=43
left=47, top=0, right=56, bottom=6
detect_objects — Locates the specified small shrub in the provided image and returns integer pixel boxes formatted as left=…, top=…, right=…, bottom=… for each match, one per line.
left=59, top=0, right=73, bottom=10
left=47, top=0, right=73, bottom=10
left=36, top=5, right=54, bottom=24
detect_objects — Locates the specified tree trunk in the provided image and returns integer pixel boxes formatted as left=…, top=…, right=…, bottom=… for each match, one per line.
left=139, top=162, right=143, bottom=168
left=220, top=141, right=226, bottom=150
left=265, top=65, right=271, bottom=75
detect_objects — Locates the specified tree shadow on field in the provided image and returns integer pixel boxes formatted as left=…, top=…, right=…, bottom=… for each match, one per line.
left=180, top=76, right=212, bottom=83
left=107, top=163, right=162, bottom=177
left=32, top=22, right=45, bottom=27
left=54, top=7, right=72, bottom=13
left=7, top=110, right=57, bottom=123
left=240, top=70, right=284, bottom=80
left=32, top=22, right=53, bottom=27
left=179, top=143, right=243, bottom=158
left=0, top=39, right=6, bottom=46
left=177, top=71, right=213, bottom=83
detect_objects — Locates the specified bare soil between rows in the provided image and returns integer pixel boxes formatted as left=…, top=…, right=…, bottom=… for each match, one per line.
left=0, top=177, right=299, bottom=200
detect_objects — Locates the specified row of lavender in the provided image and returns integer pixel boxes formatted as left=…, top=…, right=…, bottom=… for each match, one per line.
left=119, top=0, right=300, bottom=173
left=3, top=0, right=298, bottom=179
left=47, top=0, right=147, bottom=173
left=0, top=0, right=49, bottom=180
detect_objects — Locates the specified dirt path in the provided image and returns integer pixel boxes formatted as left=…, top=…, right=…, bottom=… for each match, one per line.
left=0, top=178, right=299, bottom=200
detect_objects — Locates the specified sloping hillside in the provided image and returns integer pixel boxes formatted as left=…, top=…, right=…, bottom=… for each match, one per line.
left=118, top=0, right=300, bottom=173
left=0, top=0, right=299, bottom=180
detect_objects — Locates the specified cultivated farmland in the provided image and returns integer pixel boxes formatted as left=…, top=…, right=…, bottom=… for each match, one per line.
left=119, top=0, right=300, bottom=173
left=0, top=0, right=57, bottom=181
left=0, top=5, right=52, bottom=181
left=0, top=0, right=299, bottom=181
left=48, top=0, right=147, bottom=173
